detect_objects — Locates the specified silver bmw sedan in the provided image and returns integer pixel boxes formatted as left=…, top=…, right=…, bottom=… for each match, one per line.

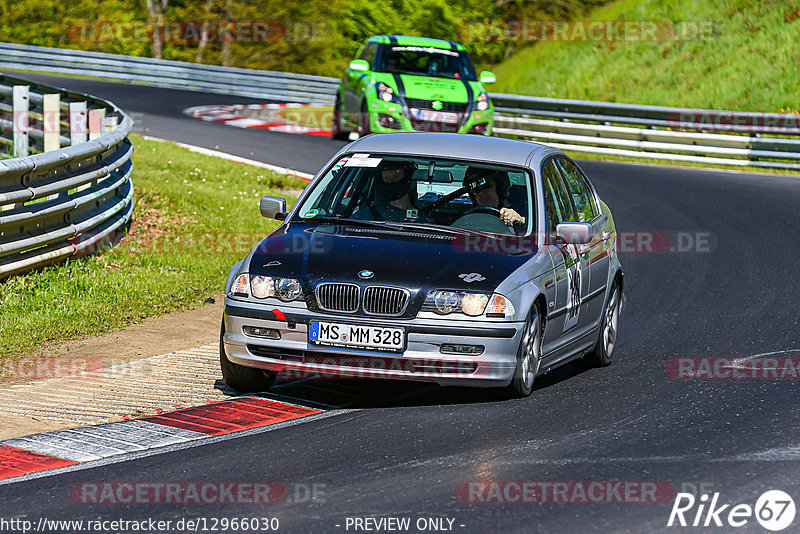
left=221, top=133, right=623, bottom=397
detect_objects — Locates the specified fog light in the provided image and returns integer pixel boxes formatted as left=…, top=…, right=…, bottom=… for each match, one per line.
left=378, top=113, right=402, bottom=129
left=470, top=123, right=488, bottom=135
left=440, top=344, right=484, bottom=355
left=243, top=326, right=281, bottom=340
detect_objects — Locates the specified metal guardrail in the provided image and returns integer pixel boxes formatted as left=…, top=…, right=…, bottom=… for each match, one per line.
left=491, top=94, right=800, bottom=170
left=0, top=72, right=134, bottom=278
left=2, top=42, right=798, bottom=172
left=0, top=42, right=339, bottom=104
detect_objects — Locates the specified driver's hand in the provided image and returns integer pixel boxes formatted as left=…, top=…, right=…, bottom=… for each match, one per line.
left=500, top=208, right=525, bottom=226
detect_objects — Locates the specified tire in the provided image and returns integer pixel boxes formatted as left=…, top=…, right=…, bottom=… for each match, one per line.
left=357, top=101, right=371, bottom=138
left=506, top=308, right=542, bottom=398
left=331, top=96, right=350, bottom=141
left=585, top=281, right=620, bottom=367
left=219, top=320, right=276, bottom=393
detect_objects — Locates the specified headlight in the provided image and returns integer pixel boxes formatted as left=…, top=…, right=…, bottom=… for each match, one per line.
left=275, top=277, right=302, bottom=301
left=433, top=291, right=461, bottom=314
left=250, top=275, right=303, bottom=301
left=475, top=92, right=490, bottom=111
left=461, top=293, right=490, bottom=316
left=231, top=273, right=250, bottom=297
left=376, top=82, right=399, bottom=103
left=424, top=290, right=490, bottom=316
left=485, top=294, right=515, bottom=318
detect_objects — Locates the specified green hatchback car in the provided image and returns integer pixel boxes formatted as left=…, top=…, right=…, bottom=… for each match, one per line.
left=332, top=35, right=496, bottom=139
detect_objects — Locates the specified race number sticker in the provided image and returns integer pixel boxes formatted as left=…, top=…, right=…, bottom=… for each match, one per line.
left=563, top=244, right=582, bottom=332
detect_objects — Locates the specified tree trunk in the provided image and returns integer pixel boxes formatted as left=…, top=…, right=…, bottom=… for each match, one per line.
left=145, top=0, right=169, bottom=59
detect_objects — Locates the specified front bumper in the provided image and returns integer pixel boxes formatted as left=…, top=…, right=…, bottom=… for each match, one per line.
left=368, top=100, right=494, bottom=135
left=222, top=298, right=522, bottom=387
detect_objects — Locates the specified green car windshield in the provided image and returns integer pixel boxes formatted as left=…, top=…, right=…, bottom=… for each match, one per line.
left=293, top=154, right=533, bottom=237
left=375, top=45, right=477, bottom=81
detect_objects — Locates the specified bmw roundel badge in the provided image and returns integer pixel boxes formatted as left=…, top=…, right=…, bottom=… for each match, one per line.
left=358, top=270, right=374, bottom=279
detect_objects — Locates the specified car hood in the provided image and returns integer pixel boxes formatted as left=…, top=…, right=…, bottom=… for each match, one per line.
left=249, top=223, right=536, bottom=318
left=374, top=72, right=475, bottom=103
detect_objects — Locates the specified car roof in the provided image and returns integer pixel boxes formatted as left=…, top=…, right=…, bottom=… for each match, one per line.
left=344, top=133, right=560, bottom=168
left=368, top=35, right=465, bottom=51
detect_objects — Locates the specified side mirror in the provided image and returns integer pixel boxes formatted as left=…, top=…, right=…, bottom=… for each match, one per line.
left=260, top=196, right=287, bottom=221
left=348, top=59, right=370, bottom=72
left=479, top=70, right=497, bottom=84
left=556, top=222, right=593, bottom=245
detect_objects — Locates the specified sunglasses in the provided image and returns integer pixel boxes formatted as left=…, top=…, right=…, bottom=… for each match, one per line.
left=468, top=178, right=496, bottom=192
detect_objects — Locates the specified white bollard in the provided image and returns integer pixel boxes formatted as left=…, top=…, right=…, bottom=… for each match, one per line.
left=69, top=101, right=87, bottom=145
left=43, top=93, right=61, bottom=152
left=12, top=85, right=30, bottom=157
left=88, top=108, right=105, bottom=140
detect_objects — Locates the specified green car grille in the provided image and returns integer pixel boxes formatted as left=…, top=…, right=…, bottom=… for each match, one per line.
left=404, top=99, right=469, bottom=113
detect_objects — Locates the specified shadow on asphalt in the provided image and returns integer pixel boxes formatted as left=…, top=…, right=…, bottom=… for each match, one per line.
left=213, top=360, right=595, bottom=410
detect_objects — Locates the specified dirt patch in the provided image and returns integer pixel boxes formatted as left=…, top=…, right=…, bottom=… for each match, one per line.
left=0, top=295, right=224, bottom=438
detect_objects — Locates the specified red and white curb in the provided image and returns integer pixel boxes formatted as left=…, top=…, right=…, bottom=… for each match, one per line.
left=0, top=397, right=323, bottom=482
left=185, top=103, right=333, bottom=137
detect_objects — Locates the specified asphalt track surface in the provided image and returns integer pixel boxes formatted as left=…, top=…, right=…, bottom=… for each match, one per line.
left=3, top=74, right=800, bottom=533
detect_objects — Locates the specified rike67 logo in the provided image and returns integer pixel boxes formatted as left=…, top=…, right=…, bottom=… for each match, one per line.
left=668, top=490, right=795, bottom=531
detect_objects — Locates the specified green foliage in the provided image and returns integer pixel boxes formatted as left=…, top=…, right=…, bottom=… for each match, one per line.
left=492, top=0, right=800, bottom=111
left=0, top=0, right=605, bottom=76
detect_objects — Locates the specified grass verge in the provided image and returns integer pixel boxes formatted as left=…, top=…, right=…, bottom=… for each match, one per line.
left=0, top=133, right=307, bottom=363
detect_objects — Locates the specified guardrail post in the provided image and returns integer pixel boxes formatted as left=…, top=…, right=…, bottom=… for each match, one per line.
left=12, top=85, right=29, bottom=157
left=69, top=102, right=87, bottom=145
left=43, top=93, right=60, bottom=152
left=88, top=108, right=105, bottom=140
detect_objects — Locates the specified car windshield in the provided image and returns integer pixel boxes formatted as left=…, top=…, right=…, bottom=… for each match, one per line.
left=293, top=154, right=534, bottom=236
left=375, top=45, right=477, bottom=81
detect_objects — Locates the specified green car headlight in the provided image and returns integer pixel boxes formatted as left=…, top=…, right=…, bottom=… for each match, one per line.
left=476, top=92, right=490, bottom=111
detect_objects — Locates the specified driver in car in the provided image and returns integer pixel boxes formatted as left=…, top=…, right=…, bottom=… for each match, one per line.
left=464, top=168, right=526, bottom=228
left=353, top=160, right=432, bottom=223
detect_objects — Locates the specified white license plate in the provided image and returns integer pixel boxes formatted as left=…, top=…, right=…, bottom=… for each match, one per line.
left=413, top=109, right=459, bottom=124
left=309, top=321, right=405, bottom=352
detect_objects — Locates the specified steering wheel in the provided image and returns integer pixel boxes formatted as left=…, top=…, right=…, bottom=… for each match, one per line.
left=462, top=206, right=503, bottom=218
left=451, top=206, right=512, bottom=233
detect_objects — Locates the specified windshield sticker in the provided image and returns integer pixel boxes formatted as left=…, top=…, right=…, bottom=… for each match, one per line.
left=304, top=208, right=320, bottom=218
left=390, top=46, right=459, bottom=57
left=351, top=153, right=371, bottom=159
left=344, top=157, right=382, bottom=168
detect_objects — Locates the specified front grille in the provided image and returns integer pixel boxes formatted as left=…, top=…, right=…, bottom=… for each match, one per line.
left=363, top=286, right=408, bottom=316
left=405, top=99, right=469, bottom=113
left=316, top=283, right=359, bottom=312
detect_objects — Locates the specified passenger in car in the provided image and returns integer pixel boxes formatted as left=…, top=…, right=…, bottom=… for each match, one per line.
left=463, top=168, right=526, bottom=228
left=353, top=160, right=432, bottom=223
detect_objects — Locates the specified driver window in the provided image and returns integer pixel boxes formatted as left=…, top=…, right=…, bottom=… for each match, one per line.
left=542, top=159, right=574, bottom=233
left=556, top=157, right=597, bottom=222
